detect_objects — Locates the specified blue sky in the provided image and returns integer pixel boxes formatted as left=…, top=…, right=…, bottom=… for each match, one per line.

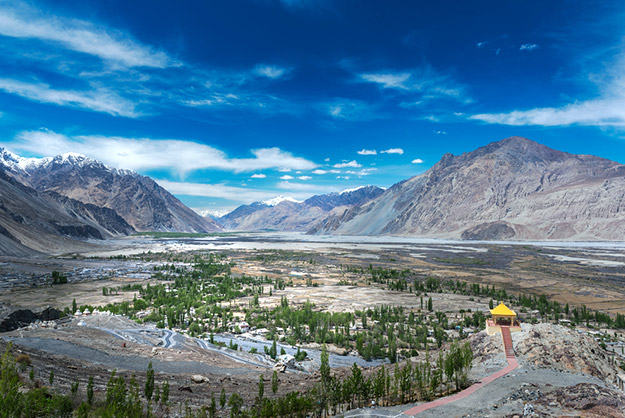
left=1, top=0, right=625, bottom=215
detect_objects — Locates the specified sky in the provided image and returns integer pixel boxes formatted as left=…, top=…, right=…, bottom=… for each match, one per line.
left=1, top=0, right=625, bottom=216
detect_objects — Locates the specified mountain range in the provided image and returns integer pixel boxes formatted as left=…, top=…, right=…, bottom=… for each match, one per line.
left=218, top=186, right=385, bottom=231
left=310, top=136, right=625, bottom=240
left=2, top=135, right=625, bottom=255
left=0, top=149, right=220, bottom=234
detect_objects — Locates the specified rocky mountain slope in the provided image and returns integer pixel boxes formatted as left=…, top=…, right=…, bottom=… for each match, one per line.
left=0, top=149, right=221, bottom=233
left=310, top=137, right=625, bottom=240
left=219, top=186, right=384, bottom=231
left=0, top=168, right=134, bottom=255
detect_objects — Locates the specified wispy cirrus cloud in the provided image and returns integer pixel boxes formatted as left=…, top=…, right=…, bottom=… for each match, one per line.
left=470, top=53, right=625, bottom=128
left=356, top=65, right=472, bottom=104
left=470, top=98, right=625, bottom=126
left=360, top=73, right=411, bottom=89
left=0, top=2, right=174, bottom=68
left=0, top=2, right=301, bottom=118
left=0, top=78, right=139, bottom=117
left=325, top=99, right=378, bottom=121
left=254, top=65, right=290, bottom=79
left=10, top=129, right=317, bottom=175
left=520, top=43, right=539, bottom=52
left=156, top=179, right=283, bottom=203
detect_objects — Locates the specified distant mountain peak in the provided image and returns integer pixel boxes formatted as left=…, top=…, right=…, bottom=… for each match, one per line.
left=262, top=195, right=301, bottom=206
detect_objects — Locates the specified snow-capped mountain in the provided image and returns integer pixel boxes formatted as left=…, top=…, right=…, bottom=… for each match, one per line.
left=0, top=148, right=221, bottom=233
left=261, top=195, right=302, bottom=206
left=218, top=186, right=384, bottom=231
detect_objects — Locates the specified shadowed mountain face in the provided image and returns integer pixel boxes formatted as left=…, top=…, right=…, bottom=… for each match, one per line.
left=0, top=168, right=135, bottom=256
left=310, top=137, right=625, bottom=240
left=218, top=186, right=385, bottom=231
left=0, top=149, right=221, bottom=233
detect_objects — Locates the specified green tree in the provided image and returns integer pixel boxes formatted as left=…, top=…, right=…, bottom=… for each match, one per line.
left=87, top=376, right=94, bottom=405
left=0, top=343, right=22, bottom=418
left=162, top=380, right=170, bottom=405
left=209, top=394, right=217, bottom=418
left=271, top=370, right=279, bottom=394
left=228, top=392, right=243, bottom=417
left=145, top=361, right=155, bottom=401
left=220, top=387, right=227, bottom=409
left=49, top=370, right=54, bottom=385
left=258, top=374, right=265, bottom=400
left=427, top=297, right=433, bottom=312
left=320, top=343, right=330, bottom=388
left=72, top=298, right=77, bottom=314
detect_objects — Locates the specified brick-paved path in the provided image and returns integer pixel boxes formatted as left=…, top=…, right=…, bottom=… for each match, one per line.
left=403, top=326, right=518, bottom=416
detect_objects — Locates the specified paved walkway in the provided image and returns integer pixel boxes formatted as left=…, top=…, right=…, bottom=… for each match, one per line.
left=403, top=327, right=518, bottom=416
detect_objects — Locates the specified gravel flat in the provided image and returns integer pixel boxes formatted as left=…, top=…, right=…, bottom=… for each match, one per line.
left=4, top=336, right=258, bottom=376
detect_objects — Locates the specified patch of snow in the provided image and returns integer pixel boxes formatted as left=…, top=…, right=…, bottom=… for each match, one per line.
left=195, top=208, right=233, bottom=218
left=340, top=185, right=367, bottom=194
left=262, top=195, right=301, bottom=206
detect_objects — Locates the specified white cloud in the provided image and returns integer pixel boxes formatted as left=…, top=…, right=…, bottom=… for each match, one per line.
left=156, top=180, right=276, bottom=202
left=324, top=157, right=330, bottom=162
left=357, top=149, right=377, bottom=155
left=470, top=98, right=625, bottom=126
left=336, top=176, right=350, bottom=180
left=333, top=160, right=361, bottom=168
left=255, top=65, right=289, bottom=79
left=276, top=181, right=339, bottom=193
left=356, top=66, right=471, bottom=104
left=278, top=168, right=292, bottom=172
left=345, top=168, right=377, bottom=176
left=381, top=148, right=404, bottom=155
left=0, top=78, right=138, bottom=117
left=434, top=130, right=448, bottom=135
left=250, top=173, right=266, bottom=178
left=312, top=169, right=327, bottom=174
left=158, top=179, right=336, bottom=203
left=329, top=169, right=341, bottom=174
left=412, top=158, right=424, bottom=164
left=280, top=175, right=294, bottom=180
left=325, top=99, right=376, bottom=121
left=0, top=2, right=173, bottom=68
left=519, top=43, right=539, bottom=52
left=469, top=51, right=625, bottom=128
left=299, top=176, right=312, bottom=180
left=476, top=42, right=487, bottom=48
left=360, top=73, right=411, bottom=89
left=398, top=101, right=422, bottom=109
left=11, top=129, right=317, bottom=175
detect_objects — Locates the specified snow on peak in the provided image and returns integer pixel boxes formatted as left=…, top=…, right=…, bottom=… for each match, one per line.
left=0, top=148, right=135, bottom=175
left=0, top=147, right=50, bottom=171
left=196, top=209, right=232, bottom=218
left=262, top=195, right=301, bottom=206
left=340, top=185, right=368, bottom=195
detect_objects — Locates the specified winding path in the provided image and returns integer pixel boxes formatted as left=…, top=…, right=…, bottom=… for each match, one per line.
left=403, top=326, right=518, bottom=416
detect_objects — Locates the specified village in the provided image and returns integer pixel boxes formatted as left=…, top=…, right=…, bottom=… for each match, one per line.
left=2, top=238, right=625, bottom=416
